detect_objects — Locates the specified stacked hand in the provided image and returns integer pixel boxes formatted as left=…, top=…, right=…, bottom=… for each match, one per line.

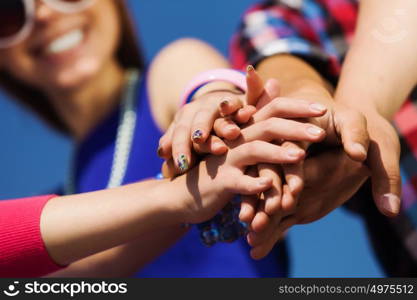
left=159, top=65, right=400, bottom=259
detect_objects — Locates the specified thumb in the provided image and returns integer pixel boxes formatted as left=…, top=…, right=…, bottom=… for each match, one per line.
left=368, top=139, right=402, bottom=217
left=336, top=108, right=370, bottom=162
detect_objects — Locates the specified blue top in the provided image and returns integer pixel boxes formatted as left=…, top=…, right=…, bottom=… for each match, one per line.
left=72, top=74, right=288, bottom=277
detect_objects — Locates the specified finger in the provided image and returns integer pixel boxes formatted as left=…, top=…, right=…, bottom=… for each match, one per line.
left=246, top=65, right=265, bottom=106
left=283, top=163, right=304, bottom=198
left=281, top=142, right=306, bottom=197
left=158, top=122, right=176, bottom=159
left=213, top=118, right=241, bottom=140
left=250, top=201, right=271, bottom=233
left=162, top=159, right=177, bottom=178
left=248, top=212, right=281, bottom=246
left=230, top=141, right=305, bottom=167
left=193, top=135, right=228, bottom=155
left=228, top=175, right=273, bottom=195
left=172, top=108, right=196, bottom=172
left=190, top=105, right=220, bottom=144
left=256, top=78, right=281, bottom=109
left=281, top=185, right=297, bottom=215
left=238, top=118, right=326, bottom=144
left=250, top=216, right=295, bottom=260
left=368, top=139, right=402, bottom=217
left=239, top=166, right=259, bottom=223
left=258, top=164, right=283, bottom=216
left=336, top=108, right=370, bottom=162
left=278, top=216, right=297, bottom=233
left=240, top=195, right=258, bottom=224
left=233, top=105, right=257, bottom=124
left=219, top=95, right=244, bottom=117
left=253, top=98, right=327, bottom=123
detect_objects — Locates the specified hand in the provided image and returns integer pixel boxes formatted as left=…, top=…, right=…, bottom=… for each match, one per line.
left=245, top=80, right=373, bottom=216
left=159, top=65, right=292, bottom=176
left=158, top=89, right=254, bottom=173
left=177, top=100, right=331, bottom=224
left=179, top=139, right=305, bottom=224
left=244, top=148, right=370, bottom=259
left=360, top=109, right=401, bottom=217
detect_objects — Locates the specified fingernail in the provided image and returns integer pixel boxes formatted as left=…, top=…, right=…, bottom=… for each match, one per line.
left=246, top=65, right=255, bottom=73
left=157, top=145, right=163, bottom=157
left=220, top=100, right=229, bottom=109
left=307, top=126, right=324, bottom=136
left=177, top=154, right=189, bottom=172
left=258, top=177, right=271, bottom=187
left=226, top=125, right=237, bottom=132
left=247, top=232, right=256, bottom=244
left=381, top=193, right=401, bottom=215
left=310, top=103, right=327, bottom=113
left=288, top=177, right=299, bottom=192
left=353, top=143, right=367, bottom=156
left=213, top=142, right=225, bottom=152
left=239, top=205, right=248, bottom=219
left=192, top=129, right=203, bottom=142
left=287, top=148, right=304, bottom=158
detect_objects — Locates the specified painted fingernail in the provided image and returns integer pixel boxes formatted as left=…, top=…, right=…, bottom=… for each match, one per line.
left=177, top=154, right=189, bottom=172
left=220, top=100, right=229, bottom=109
left=157, top=145, right=163, bottom=157
left=310, top=103, right=327, bottom=113
left=287, top=148, right=304, bottom=158
left=381, top=193, right=400, bottom=215
left=353, top=143, right=367, bottom=156
left=192, top=129, right=203, bottom=142
left=307, top=126, right=324, bottom=136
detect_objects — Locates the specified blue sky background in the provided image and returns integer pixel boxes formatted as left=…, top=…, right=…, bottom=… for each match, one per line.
left=0, top=0, right=383, bottom=277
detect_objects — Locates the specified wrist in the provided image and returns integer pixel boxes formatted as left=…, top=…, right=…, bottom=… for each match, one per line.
left=167, top=159, right=231, bottom=224
left=146, top=179, right=186, bottom=226
left=192, top=82, right=242, bottom=99
left=180, top=68, right=247, bottom=106
left=336, top=95, right=381, bottom=118
left=284, top=78, right=334, bottom=104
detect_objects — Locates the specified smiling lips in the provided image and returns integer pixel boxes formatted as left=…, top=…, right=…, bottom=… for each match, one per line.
left=46, top=29, right=84, bottom=54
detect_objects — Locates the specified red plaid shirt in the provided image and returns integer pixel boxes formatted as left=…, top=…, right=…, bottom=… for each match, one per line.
left=230, top=0, right=417, bottom=276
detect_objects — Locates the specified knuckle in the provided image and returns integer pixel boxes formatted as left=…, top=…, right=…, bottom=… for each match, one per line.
left=272, top=99, right=284, bottom=112
left=263, top=118, right=277, bottom=134
left=245, top=143, right=258, bottom=156
left=386, top=170, right=401, bottom=185
left=195, top=107, right=212, bottom=117
left=174, top=123, right=190, bottom=133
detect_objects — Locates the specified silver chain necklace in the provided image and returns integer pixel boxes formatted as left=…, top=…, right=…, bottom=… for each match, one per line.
left=65, top=69, right=140, bottom=195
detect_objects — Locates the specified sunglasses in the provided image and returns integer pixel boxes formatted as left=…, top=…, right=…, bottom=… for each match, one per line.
left=0, top=0, right=95, bottom=48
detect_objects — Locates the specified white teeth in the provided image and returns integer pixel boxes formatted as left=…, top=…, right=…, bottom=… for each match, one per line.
left=46, top=29, right=83, bottom=54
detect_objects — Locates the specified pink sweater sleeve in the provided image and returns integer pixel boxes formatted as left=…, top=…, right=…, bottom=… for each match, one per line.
left=0, top=195, right=64, bottom=277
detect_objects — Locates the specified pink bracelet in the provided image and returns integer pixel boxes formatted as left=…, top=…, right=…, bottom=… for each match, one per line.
left=180, top=68, right=248, bottom=107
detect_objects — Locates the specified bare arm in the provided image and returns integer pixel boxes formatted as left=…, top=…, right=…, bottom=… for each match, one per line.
left=47, top=39, right=239, bottom=277
left=336, top=0, right=417, bottom=118
left=334, top=0, right=417, bottom=213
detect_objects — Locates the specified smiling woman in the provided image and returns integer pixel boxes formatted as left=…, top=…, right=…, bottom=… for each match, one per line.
left=0, top=0, right=143, bottom=134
